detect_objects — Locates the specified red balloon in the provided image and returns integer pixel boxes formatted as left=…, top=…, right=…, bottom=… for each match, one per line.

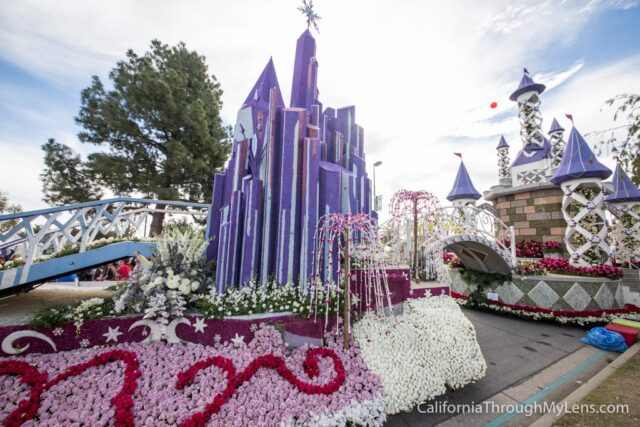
left=490, top=102, right=498, bottom=109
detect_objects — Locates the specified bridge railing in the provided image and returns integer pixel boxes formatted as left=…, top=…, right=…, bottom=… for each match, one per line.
left=382, top=205, right=517, bottom=268
left=424, top=205, right=516, bottom=264
left=0, top=197, right=210, bottom=283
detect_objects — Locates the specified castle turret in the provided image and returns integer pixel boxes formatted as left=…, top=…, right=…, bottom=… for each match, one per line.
left=551, top=126, right=612, bottom=266
left=209, top=28, right=375, bottom=291
left=605, top=164, right=640, bottom=263
left=510, top=69, right=546, bottom=148
left=496, top=135, right=511, bottom=185
left=484, top=69, right=567, bottom=245
left=447, top=161, right=482, bottom=207
left=548, top=118, right=566, bottom=171
left=509, top=70, right=554, bottom=185
left=290, top=29, right=318, bottom=110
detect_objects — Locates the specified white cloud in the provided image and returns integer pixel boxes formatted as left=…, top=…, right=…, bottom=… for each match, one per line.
left=0, top=0, right=638, bottom=216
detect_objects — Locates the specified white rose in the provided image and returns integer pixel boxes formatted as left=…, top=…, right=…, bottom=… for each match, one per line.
left=179, top=283, right=191, bottom=295
left=166, top=277, right=179, bottom=289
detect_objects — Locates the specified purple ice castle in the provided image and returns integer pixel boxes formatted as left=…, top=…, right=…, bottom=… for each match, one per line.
left=208, top=29, right=376, bottom=292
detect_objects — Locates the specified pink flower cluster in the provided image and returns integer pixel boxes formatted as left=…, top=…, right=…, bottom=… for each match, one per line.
left=442, top=253, right=462, bottom=268
left=536, top=258, right=623, bottom=279
left=502, top=240, right=564, bottom=258
left=541, top=241, right=563, bottom=252
left=0, top=326, right=384, bottom=426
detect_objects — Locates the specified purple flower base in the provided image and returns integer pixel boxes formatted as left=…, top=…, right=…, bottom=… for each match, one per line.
left=0, top=314, right=301, bottom=358
left=0, top=269, right=450, bottom=358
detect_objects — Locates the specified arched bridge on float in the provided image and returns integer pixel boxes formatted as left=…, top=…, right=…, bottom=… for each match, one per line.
left=383, top=205, right=516, bottom=277
left=0, top=198, right=209, bottom=296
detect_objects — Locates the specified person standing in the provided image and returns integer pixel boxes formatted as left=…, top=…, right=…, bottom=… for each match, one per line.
left=117, top=259, right=132, bottom=280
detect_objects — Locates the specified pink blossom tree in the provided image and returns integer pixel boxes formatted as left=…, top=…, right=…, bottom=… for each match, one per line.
left=389, top=190, right=441, bottom=282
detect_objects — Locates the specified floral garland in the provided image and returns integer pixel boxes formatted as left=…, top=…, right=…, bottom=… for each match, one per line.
left=1, top=349, right=140, bottom=427
left=451, top=291, right=640, bottom=325
left=176, top=347, right=345, bottom=426
left=0, top=237, right=148, bottom=272
left=1, top=325, right=386, bottom=426
left=0, top=360, right=46, bottom=426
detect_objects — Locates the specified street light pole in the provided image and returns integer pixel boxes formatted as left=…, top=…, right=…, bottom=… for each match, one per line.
left=373, top=161, right=382, bottom=209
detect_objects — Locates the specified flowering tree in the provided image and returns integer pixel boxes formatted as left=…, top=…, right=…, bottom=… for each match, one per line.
left=389, top=190, right=441, bottom=281
left=310, top=213, right=391, bottom=347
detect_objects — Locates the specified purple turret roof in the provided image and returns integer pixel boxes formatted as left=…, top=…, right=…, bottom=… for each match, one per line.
left=550, top=126, right=612, bottom=185
left=511, top=137, right=552, bottom=167
left=290, top=29, right=317, bottom=109
left=242, top=58, right=285, bottom=108
left=447, top=161, right=482, bottom=201
left=605, top=164, right=640, bottom=203
left=509, top=69, right=546, bottom=101
left=548, top=118, right=564, bottom=135
left=496, top=135, right=509, bottom=150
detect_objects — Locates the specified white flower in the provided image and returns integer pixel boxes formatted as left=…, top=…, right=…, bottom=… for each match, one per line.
left=354, top=296, right=486, bottom=414
left=52, top=327, right=64, bottom=336
left=179, top=283, right=191, bottom=295
left=79, top=339, right=90, bottom=348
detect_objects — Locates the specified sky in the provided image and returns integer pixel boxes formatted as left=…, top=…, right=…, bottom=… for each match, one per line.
left=1, top=0, right=639, bottom=218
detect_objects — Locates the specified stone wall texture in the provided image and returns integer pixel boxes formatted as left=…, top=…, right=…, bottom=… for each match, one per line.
left=493, top=186, right=566, bottom=243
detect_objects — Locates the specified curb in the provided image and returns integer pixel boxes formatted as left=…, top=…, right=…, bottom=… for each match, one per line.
left=530, top=342, right=640, bottom=427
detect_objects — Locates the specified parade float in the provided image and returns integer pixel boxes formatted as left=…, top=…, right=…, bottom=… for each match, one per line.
left=0, top=4, right=487, bottom=425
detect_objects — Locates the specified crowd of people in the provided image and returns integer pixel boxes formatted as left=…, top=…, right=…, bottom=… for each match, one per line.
left=78, top=257, right=138, bottom=282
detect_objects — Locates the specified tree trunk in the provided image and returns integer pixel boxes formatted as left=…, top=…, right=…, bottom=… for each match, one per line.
left=149, top=203, right=166, bottom=237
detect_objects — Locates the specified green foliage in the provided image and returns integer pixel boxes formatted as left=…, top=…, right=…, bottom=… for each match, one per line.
left=77, top=39, right=231, bottom=202
left=40, top=39, right=231, bottom=212
left=594, top=94, right=640, bottom=184
left=461, top=269, right=511, bottom=305
left=0, top=190, right=22, bottom=233
left=40, top=138, right=103, bottom=206
left=31, top=298, right=115, bottom=328
left=163, top=217, right=204, bottom=235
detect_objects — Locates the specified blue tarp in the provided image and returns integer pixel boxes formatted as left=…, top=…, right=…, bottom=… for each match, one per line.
left=580, top=327, right=629, bottom=353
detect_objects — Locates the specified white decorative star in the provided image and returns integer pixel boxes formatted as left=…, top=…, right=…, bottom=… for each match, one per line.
left=103, top=326, right=123, bottom=343
left=231, top=333, right=245, bottom=347
left=193, top=317, right=207, bottom=334
left=424, top=289, right=432, bottom=298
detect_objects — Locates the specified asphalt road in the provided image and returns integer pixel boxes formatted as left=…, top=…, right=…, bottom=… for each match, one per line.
left=386, top=309, right=587, bottom=426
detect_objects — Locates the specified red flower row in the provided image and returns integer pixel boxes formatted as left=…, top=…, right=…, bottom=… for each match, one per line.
left=501, top=240, right=563, bottom=258
left=176, top=347, right=346, bottom=427
left=451, top=291, right=640, bottom=318
left=0, top=350, right=140, bottom=427
left=536, top=258, right=623, bottom=279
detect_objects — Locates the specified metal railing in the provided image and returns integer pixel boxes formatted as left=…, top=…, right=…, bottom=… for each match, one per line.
left=382, top=204, right=516, bottom=268
left=0, top=197, right=210, bottom=283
